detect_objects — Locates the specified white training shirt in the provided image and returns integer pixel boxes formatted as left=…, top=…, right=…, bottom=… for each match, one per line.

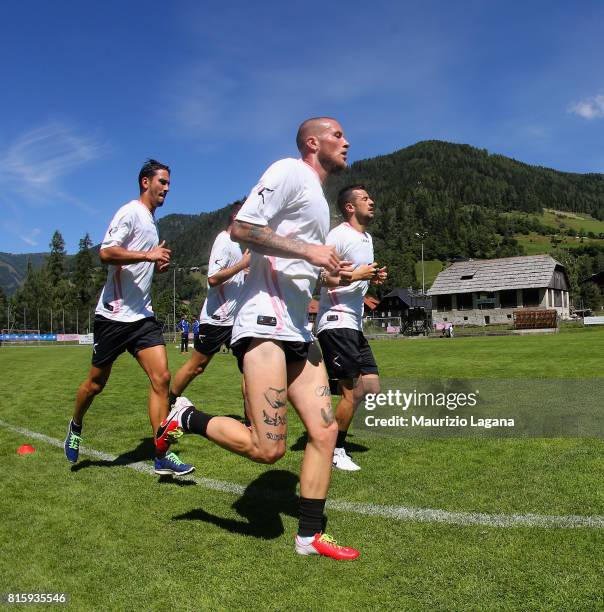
left=316, top=222, right=374, bottom=333
left=95, top=200, right=158, bottom=322
left=199, top=230, right=246, bottom=326
left=231, top=158, right=330, bottom=343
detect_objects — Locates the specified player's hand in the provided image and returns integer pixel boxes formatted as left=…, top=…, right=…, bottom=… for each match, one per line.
left=155, top=260, right=170, bottom=274
left=354, top=262, right=380, bottom=281
left=148, top=240, right=172, bottom=264
left=240, top=249, right=251, bottom=271
left=306, top=244, right=340, bottom=272
left=322, top=261, right=353, bottom=287
left=372, top=266, right=388, bottom=285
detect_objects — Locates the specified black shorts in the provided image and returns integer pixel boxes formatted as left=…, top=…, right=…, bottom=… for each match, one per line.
left=92, top=315, right=165, bottom=367
left=194, top=323, right=233, bottom=356
left=231, top=337, right=311, bottom=374
left=317, top=328, right=378, bottom=381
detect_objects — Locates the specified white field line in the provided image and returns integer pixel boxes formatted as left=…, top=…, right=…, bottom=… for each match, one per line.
left=2, top=419, right=604, bottom=529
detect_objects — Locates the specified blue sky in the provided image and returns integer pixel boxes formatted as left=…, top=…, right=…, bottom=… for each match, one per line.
left=2, top=0, right=604, bottom=254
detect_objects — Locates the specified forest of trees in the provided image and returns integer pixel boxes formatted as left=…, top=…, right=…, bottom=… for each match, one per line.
left=2, top=140, right=604, bottom=332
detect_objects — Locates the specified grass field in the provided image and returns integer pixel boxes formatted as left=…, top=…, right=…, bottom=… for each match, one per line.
left=515, top=232, right=604, bottom=255
left=542, top=209, right=604, bottom=235
left=1, top=330, right=604, bottom=611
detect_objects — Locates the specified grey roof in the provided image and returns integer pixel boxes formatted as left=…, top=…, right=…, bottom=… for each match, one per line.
left=428, top=255, right=566, bottom=296
left=381, top=288, right=432, bottom=309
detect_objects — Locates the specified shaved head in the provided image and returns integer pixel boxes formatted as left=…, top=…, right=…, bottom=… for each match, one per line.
left=296, top=117, right=339, bottom=152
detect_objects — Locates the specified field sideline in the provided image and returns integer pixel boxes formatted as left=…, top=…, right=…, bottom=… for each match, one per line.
left=1, top=330, right=603, bottom=610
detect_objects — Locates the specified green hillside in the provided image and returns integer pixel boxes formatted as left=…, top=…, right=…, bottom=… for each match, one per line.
left=3, top=141, right=604, bottom=308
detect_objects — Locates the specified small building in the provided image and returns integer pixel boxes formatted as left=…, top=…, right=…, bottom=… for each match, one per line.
left=374, top=288, right=432, bottom=335
left=428, top=255, right=570, bottom=326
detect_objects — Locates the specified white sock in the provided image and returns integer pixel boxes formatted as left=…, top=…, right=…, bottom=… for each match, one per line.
left=297, top=535, right=315, bottom=544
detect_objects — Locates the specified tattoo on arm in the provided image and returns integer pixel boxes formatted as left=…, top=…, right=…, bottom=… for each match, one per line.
left=241, top=223, right=308, bottom=259
left=264, top=387, right=287, bottom=409
left=315, top=385, right=331, bottom=397
left=265, top=432, right=287, bottom=441
left=321, top=406, right=335, bottom=425
left=263, top=410, right=287, bottom=427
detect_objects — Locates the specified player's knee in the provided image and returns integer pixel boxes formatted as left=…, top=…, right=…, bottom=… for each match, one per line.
left=256, top=444, right=286, bottom=464
left=86, top=378, right=106, bottom=396
left=192, top=363, right=206, bottom=377
left=363, top=378, right=380, bottom=395
left=151, top=369, right=171, bottom=392
left=309, top=419, right=338, bottom=448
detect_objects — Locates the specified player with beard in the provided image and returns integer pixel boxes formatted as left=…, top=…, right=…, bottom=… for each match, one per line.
left=156, top=118, right=361, bottom=559
left=64, top=159, right=194, bottom=476
left=316, top=185, right=387, bottom=471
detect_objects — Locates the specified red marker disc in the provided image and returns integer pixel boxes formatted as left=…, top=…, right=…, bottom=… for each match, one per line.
left=17, top=444, right=35, bottom=455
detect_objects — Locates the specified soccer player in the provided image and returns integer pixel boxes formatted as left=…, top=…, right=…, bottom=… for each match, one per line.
left=64, top=159, right=194, bottom=476
left=167, top=202, right=250, bottom=407
left=316, top=185, right=387, bottom=471
left=156, top=118, right=360, bottom=560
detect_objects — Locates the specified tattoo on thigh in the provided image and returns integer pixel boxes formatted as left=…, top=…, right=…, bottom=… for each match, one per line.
left=263, top=410, right=287, bottom=427
left=315, top=385, right=331, bottom=397
left=265, top=432, right=286, bottom=441
left=321, top=405, right=335, bottom=425
left=264, top=387, right=286, bottom=409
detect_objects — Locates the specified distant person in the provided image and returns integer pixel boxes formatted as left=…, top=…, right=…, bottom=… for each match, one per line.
left=167, top=202, right=250, bottom=409
left=192, top=318, right=200, bottom=345
left=156, top=117, right=360, bottom=560
left=64, top=159, right=194, bottom=476
left=178, top=316, right=190, bottom=353
left=316, top=185, right=387, bottom=471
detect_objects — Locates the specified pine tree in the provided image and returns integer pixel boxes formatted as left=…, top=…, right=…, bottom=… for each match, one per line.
left=73, top=233, right=94, bottom=307
left=47, top=230, right=66, bottom=286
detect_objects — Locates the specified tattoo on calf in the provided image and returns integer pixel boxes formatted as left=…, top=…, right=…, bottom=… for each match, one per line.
left=263, top=410, right=287, bottom=427
left=321, top=406, right=335, bottom=425
left=315, top=385, right=331, bottom=397
left=264, top=387, right=286, bottom=409
left=265, top=432, right=286, bottom=441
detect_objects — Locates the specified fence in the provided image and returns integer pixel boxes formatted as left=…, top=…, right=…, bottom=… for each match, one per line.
left=363, top=316, right=403, bottom=335
left=1, top=307, right=180, bottom=336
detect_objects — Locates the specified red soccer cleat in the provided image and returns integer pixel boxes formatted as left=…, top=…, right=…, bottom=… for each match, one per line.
left=295, top=533, right=360, bottom=560
left=155, top=397, right=193, bottom=455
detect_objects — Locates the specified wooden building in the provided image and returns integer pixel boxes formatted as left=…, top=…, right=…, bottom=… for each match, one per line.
left=428, top=255, right=570, bottom=326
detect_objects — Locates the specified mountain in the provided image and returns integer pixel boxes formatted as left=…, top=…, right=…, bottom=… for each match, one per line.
left=0, top=252, right=49, bottom=296
left=3, top=140, right=604, bottom=295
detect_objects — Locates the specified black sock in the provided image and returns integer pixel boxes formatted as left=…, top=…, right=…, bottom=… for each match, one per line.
left=71, top=419, right=82, bottom=434
left=181, top=407, right=213, bottom=438
left=168, top=391, right=178, bottom=406
left=336, top=430, right=347, bottom=448
left=298, top=497, right=326, bottom=537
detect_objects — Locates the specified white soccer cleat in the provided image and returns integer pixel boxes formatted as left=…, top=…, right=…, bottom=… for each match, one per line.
left=173, top=396, right=195, bottom=412
left=332, top=447, right=361, bottom=471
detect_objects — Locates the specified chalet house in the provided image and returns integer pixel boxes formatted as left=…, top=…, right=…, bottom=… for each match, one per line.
left=428, top=255, right=570, bottom=325
left=375, top=288, right=432, bottom=319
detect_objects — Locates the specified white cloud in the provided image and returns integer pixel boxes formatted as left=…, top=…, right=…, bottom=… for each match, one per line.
left=0, top=123, right=106, bottom=202
left=0, top=123, right=106, bottom=249
left=568, top=95, right=604, bottom=119
left=19, top=228, right=41, bottom=247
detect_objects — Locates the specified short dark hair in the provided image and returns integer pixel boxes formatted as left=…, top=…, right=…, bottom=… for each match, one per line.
left=337, top=184, right=366, bottom=217
left=227, top=198, right=246, bottom=227
left=138, top=159, right=170, bottom=191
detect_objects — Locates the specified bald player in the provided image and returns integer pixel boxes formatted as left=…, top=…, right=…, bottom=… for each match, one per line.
left=156, top=117, right=360, bottom=560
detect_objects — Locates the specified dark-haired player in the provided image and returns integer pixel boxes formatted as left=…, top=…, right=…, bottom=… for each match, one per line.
left=64, top=159, right=193, bottom=476
left=165, top=202, right=250, bottom=425
left=316, top=185, right=387, bottom=471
